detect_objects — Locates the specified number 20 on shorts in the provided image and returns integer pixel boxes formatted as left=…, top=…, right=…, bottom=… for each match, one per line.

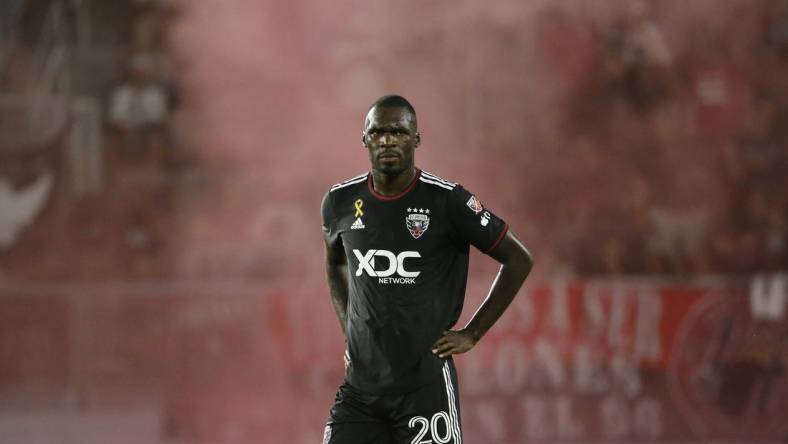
left=408, top=411, right=453, bottom=444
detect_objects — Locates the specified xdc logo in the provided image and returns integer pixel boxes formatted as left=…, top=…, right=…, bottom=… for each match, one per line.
left=353, top=249, right=421, bottom=284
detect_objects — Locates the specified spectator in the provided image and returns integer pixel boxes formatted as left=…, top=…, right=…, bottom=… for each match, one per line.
left=108, top=55, right=169, bottom=151
left=130, top=1, right=179, bottom=105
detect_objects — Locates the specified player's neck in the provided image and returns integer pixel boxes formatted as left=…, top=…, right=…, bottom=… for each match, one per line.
left=370, top=167, right=418, bottom=196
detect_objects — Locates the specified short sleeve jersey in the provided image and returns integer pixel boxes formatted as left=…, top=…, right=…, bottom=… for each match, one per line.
left=322, top=169, right=508, bottom=394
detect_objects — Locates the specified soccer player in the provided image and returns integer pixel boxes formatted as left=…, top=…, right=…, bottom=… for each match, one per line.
left=321, top=95, right=533, bottom=444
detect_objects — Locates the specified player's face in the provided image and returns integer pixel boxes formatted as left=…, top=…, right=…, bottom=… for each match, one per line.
left=363, top=106, right=420, bottom=175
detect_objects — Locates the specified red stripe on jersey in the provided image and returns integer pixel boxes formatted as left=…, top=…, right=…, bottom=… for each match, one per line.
left=367, top=169, right=421, bottom=201
left=485, top=223, right=509, bottom=254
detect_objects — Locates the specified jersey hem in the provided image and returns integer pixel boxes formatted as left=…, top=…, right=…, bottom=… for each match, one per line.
left=344, top=365, right=447, bottom=395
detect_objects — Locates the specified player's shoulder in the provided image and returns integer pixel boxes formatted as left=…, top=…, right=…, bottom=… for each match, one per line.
left=328, top=172, right=368, bottom=194
left=325, top=172, right=369, bottom=206
left=418, top=170, right=464, bottom=195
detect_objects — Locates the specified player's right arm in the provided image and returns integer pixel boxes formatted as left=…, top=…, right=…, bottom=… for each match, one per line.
left=324, top=238, right=349, bottom=337
left=322, top=192, right=349, bottom=338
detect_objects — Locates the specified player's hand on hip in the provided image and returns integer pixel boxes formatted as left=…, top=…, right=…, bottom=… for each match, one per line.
left=431, top=329, right=476, bottom=358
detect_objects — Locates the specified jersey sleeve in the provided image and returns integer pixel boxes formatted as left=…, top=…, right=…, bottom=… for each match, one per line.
left=321, top=191, right=342, bottom=248
left=448, top=185, right=509, bottom=254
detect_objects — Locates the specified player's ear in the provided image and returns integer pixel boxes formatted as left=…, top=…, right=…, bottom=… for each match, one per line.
left=361, top=132, right=367, bottom=148
left=414, top=132, right=421, bottom=148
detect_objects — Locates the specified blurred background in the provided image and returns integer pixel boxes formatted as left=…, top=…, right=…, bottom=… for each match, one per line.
left=0, top=0, right=786, bottom=442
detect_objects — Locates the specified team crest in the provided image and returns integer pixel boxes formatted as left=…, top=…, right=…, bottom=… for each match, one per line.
left=406, top=208, right=430, bottom=239
left=466, top=195, right=483, bottom=214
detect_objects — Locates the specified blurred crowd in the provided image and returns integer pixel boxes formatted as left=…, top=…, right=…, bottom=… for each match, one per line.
left=0, top=0, right=184, bottom=280
left=527, top=0, right=788, bottom=276
left=1, top=0, right=786, bottom=280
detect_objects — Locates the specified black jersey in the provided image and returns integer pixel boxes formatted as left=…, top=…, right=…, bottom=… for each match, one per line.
left=322, top=169, right=508, bottom=394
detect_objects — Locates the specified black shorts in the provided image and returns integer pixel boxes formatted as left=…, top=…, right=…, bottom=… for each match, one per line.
left=323, top=359, right=462, bottom=444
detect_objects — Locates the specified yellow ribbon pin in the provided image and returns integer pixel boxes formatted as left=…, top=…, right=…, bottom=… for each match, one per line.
left=354, top=199, right=364, bottom=218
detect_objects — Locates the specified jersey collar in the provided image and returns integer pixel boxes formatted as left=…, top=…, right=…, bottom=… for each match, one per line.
left=367, top=169, right=421, bottom=201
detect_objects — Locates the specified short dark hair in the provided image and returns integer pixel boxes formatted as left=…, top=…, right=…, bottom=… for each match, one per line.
left=369, top=95, right=416, bottom=115
left=366, top=95, right=417, bottom=128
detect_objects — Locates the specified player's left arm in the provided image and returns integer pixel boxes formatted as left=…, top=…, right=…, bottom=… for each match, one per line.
left=432, top=229, right=533, bottom=358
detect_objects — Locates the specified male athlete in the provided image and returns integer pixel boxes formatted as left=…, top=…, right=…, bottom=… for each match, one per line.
left=321, top=95, right=533, bottom=444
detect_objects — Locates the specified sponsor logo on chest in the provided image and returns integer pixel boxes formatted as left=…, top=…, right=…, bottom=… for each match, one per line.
left=353, top=249, right=421, bottom=285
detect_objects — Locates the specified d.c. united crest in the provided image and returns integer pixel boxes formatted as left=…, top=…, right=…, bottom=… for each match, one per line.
left=406, top=208, right=430, bottom=239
